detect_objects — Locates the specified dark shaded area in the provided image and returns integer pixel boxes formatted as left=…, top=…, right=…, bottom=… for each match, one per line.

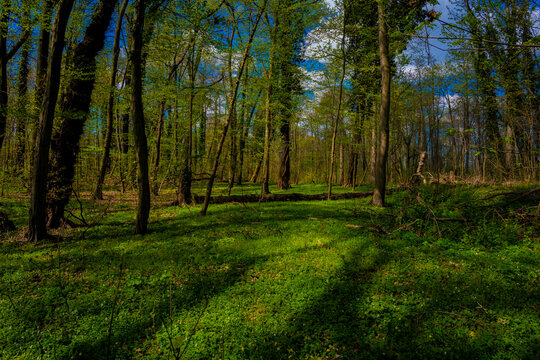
left=0, top=209, right=15, bottom=233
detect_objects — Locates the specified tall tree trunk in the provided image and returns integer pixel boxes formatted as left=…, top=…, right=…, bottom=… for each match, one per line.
left=201, top=0, right=266, bottom=215
left=237, top=71, right=250, bottom=185
left=46, top=0, right=118, bottom=228
left=262, top=15, right=276, bottom=195
left=224, top=25, right=238, bottom=195
left=152, top=98, right=167, bottom=195
left=176, top=37, right=198, bottom=205
left=277, top=117, right=291, bottom=189
left=0, top=0, right=32, bottom=154
left=465, top=0, right=504, bottom=178
left=32, top=0, right=54, bottom=154
left=15, top=36, right=30, bottom=171
left=119, top=70, right=131, bottom=192
left=153, top=44, right=190, bottom=197
left=130, top=0, right=150, bottom=234
left=327, top=18, right=346, bottom=200
left=238, top=89, right=261, bottom=185
left=197, top=107, right=206, bottom=168
left=262, top=76, right=273, bottom=195
left=0, top=0, right=9, bottom=153
left=345, top=102, right=363, bottom=187
left=227, top=109, right=237, bottom=195
left=369, top=105, right=377, bottom=184
left=372, top=3, right=390, bottom=207
left=463, top=73, right=471, bottom=175
left=28, top=0, right=75, bottom=242
left=338, top=141, right=344, bottom=185
left=93, top=0, right=129, bottom=200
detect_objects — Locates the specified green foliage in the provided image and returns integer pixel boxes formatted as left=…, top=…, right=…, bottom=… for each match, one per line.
left=0, top=184, right=538, bottom=358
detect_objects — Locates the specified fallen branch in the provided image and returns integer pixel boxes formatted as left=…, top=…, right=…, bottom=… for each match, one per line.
left=433, top=217, right=471, bottom=223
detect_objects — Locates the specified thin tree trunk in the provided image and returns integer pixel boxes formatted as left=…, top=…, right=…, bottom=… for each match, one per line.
left=94, top=0, right=129, bottom=200
left=227, top=109, right=237, bottom=195
left=152, top=44, right=190, bottom=197
left=250, top=155, right=263, bottom=183
left=373, top=3, right=391, bottom=207
left=201, top=0, right=267, bottom=215
left=15, top=36, right=30, bottom=171
left=0, top=1, right=9, bottom=153
left=369, top=101, right=377, bottom=184
left=32, top=0, right=54, bottom=156
left=262, top=14, right=276, bottom=196
left=262, top=78, right=273, bottom=195
left=28, top=0, right=75, bottom=242
left=345, top=101, right=363, bottom=187
left=176, top=36, right=199, bottom=205
left=327, top=25, right=346, bottom=200
left=225, top=25, right=238, bottom=195
left=130, top=0, right=150, bottom=234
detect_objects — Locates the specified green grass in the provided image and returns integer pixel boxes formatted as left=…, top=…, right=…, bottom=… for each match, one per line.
left=0, top=184, right=538, bottom=359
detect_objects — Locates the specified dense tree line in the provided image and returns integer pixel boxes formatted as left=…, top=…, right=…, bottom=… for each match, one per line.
left=0, top=0, right=537, bottom=239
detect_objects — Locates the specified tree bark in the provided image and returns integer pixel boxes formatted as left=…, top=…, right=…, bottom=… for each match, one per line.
left=15, top=34, right=30, bottom=171
left=28, top=0, right=75, bottom=242
left=130, top=0, right=151, bottom=233
left=119, top=71, right=131, bottom=192
left=93, top=0, right=129, bottom=200
left=32, top=0, right=55, bottom=157
left=176, top=37, right=198, bottom=204
left=262, top=13, right=276, bottom=196
left=344, top=102, right=363, bottom=187
left=372, top=3, right=391, bottom=207
left=0, top=0, right=9, bottom=153
left=46, top=0, right=118, bottom=228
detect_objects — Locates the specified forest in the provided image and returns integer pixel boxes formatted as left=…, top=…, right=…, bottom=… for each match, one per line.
left=0, top=0, right=539, bottom=358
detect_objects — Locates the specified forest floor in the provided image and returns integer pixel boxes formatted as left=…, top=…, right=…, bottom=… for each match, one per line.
left=0, top=183, right=539, bottom=359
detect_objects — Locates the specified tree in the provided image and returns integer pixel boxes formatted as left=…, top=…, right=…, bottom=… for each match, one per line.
left=327, top=1, right=347, bottom=199
left=372, top=0, right=390, bottom=207
left=46, top=0, right=118, bottom=228
left=274, top=0, right=306, bottom=190
left=93, top=0, right=130, bottom=200
left=201, top=0, right=268, bottom=215
left=0, top=0, right=33, bottom=153
left=130, top=0, right=151, bottom=234
left=28, top=0, right=75, bottom=241
left=370, top=0, right=431, bottom=206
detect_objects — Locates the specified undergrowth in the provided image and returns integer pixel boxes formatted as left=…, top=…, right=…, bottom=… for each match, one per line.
left=0, top=184, right=538, bottom=359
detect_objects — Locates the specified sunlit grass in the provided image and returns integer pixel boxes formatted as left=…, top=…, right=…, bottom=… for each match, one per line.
left=0, top=184, right=538, bottom=359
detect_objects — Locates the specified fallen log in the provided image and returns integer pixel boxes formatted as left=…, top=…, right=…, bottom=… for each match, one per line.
left=171, top=187, right=404, bottom=206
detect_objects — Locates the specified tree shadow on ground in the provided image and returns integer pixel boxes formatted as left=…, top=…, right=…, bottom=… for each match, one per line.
left=242, top=239, right=539, bottom=359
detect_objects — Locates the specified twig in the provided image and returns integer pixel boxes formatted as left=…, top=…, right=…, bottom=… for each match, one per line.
left=433, top=217, right=471, bottom=223
left=456, top=304, right=480, bottom=316
left=72, top=189, right=88, bottom=226
left=471, top=295, right=488, bottom=314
